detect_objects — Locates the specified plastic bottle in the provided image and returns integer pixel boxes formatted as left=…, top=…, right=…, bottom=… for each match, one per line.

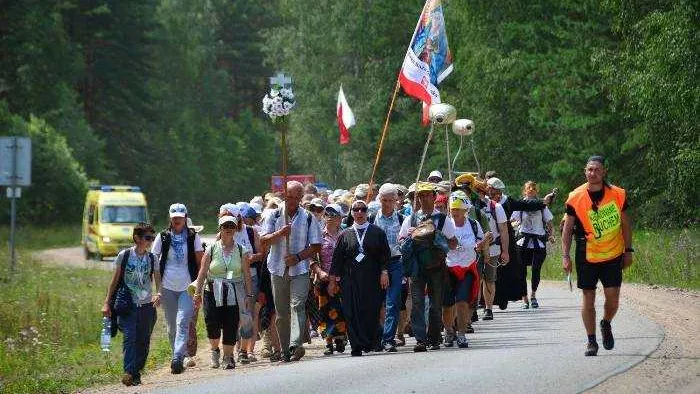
left=100, top=316, right=111, bottom=352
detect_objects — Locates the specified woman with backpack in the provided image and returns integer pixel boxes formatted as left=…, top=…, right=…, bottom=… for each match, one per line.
left=102, top=222, right=159, bottom=386
left=442, top=192, right=484, bottom=348
left=511, top=181, right=554, bottom=309
left=151, top=203, right=204, bottom=374
left=192, top=214, right=254, bottom=370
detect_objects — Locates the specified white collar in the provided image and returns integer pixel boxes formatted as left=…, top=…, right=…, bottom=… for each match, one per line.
left=353, top=221, right=370, bottom=230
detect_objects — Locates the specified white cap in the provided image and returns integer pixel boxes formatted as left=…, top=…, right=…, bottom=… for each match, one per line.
left=487, top=177, right=506, bottom=190
left=309, top=198, right=326, bottom=209
left=378, top=183, right=398, bottom=197
left=250, top=196, right=264, bottom=207
left=219, top=203, right=239, bottom=217
left=218, top=215, right=238, bottom=226
left=324, top=203, right=343, bottom=216
left=169, top=203, right=187, bottom=218
left=428, top=170, right=443, bottom=181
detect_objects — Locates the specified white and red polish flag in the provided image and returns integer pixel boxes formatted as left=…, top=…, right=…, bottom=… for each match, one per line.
left=398, top=0, right=454, bottom=125
left=337, top=85, right=356, bottom=145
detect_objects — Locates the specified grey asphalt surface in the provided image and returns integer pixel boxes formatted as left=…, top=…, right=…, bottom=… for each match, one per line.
left=148, top=284, right=663, bottom=394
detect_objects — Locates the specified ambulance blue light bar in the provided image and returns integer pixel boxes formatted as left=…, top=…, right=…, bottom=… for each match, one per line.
left=89, top=185, right=141, bottom=192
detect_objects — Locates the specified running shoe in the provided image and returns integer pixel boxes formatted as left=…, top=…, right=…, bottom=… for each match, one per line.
left=522, top=302, right=530, bottom=309
left=132, top=373, right=141, bottom=386
left=466, top=324, right=475, bottom=334
left=396, top=333, right=406, bottom=347
left=290, top=345, right=306, bottom=361
left=170, top=358, right=184, bottom=374
left=456, top=334, right=469, bottom=348
left=443, top=333, right=455, bottom=348
left=222, top=355, right=236, bottom=369
left=210, top=348, right=220, bottom=369
left=383, top=342, right=397, bottom=353
left=121, top=373, right=134, bottom=386
left=238, top=351, right=250, bottom=364
left=600, top=320, right=615, bottom=350
left=531, top=297, right=539, bottom=308
left=482, top=309, right=494, bottom=320
left=585, top=341, right=599, bottom=356
left=429, top=343, right=441, bottom=351
left=324, top=343, right=334, bottom=355
left=413, top=342, right=427, bottom=352
left=471, top=310, right=479, bottom=322
left=334, top=338, right=346, bottom=353
left=269, top=350, right=282, bottom=362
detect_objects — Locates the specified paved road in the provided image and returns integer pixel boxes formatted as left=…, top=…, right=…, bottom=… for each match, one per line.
left=148, top=285, right=663, bottom=394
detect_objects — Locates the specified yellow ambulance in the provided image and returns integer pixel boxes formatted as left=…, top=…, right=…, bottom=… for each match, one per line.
left=82, top=185, right=148, bottom=260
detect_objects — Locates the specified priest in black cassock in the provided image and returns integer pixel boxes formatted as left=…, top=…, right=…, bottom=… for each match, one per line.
left=329, top=199, right=390, bottom=356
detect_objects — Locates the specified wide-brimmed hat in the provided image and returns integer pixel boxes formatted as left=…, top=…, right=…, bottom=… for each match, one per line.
left=186, top=217, right=204, bottom=232
left=415, top=182, right=436, bottom=194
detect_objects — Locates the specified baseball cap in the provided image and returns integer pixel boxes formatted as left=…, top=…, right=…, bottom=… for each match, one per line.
left=169, top=203, right=187, bottom=218
left=241, top=206, right=258, bottom=219
left=486, top=177, right=506, bottom=190
left=309, top=198, right=326, bottom=209
left=250, top=202, right=263, bottom=214
left=428, top=170, right=443, bottom=181
left=324, top=203, right=343, bottom=217
left=416, top=181, right=436, bottom=194
left=218, top=215, right=238, bottom=226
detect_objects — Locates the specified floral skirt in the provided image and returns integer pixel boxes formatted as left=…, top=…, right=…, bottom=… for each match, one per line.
left=316, top=281, right=347, bottom=339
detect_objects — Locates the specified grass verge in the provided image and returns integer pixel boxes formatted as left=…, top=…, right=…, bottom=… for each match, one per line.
left=0, top=224, right=82, bottom=250
left=539, top=227, right=699, bottom=290
left=0, top=250, right=174, bottom=394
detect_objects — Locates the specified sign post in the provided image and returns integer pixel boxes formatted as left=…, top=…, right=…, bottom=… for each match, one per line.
left=1, top=137, right=32, bottom=272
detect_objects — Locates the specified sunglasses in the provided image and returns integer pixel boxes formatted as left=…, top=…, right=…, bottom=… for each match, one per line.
left=169, top=206, right=186, bottom=213
left=220, top=223, right=237, bottom=229
left=140, top=234, right=155, bottom=241
left=352, top=206, right=368, bottom=213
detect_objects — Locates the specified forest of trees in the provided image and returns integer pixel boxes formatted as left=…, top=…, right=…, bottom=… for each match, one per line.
left=0, top=0, right=697, bottom=227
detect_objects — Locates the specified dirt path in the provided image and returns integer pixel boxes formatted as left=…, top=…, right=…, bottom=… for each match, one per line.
left=31, top=247, right=698, bottom=393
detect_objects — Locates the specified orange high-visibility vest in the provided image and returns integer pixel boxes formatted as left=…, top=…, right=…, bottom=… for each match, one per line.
left=566, top=183, right=626, bottom=263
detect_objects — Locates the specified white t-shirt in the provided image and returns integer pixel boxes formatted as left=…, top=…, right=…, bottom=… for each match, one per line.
left=399, top=208, right=457, bottom=240
left=481, top=201, right=507, bottom=257
left=511, top=207, right=554, bottom=248
left=446, top=218, right=484, bottom=268
left=235, top=225, right=254, bottom=253
left=152, top=231, right=204, bottom=292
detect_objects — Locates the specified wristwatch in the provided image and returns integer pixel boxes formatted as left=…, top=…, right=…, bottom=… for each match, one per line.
left=625, top=247, right=634, bottom=253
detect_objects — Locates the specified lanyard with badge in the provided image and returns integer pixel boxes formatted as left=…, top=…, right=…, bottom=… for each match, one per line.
left=131, top=249, right=150, bottom=300
left=353, top=226, right=367, bottom=264
left=221, top=243, right=237, bottom=280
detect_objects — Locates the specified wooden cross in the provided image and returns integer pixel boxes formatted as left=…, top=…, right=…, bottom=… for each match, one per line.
left=269, top=72, right=292, bottom=88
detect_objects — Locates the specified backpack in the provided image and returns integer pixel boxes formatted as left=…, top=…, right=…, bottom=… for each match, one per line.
left=159, top=228, right=198, bottom=282
left=368, top=212, right=405, bottom=226
left=467, top=217, right=482, bottom=241
left=410, top=212, right=448, bottom=270
left=109, top=248, right=155, bottom=337
left=486, top=201, right=502, bottom=246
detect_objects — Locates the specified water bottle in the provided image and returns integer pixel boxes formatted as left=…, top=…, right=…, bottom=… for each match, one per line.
left=100, top=316, right=111, bottom=352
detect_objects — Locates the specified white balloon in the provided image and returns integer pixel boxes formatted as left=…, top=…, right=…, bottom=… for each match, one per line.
left=453, top=119, right=475, bottom=136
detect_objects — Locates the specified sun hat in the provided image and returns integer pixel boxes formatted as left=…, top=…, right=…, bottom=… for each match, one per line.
left=186, top=217, right=204, bottom=232
left=218, top=215, right=238, bottom=226
left=416, top=181, right=437, bottom=194
left=169, top=203, right=187, bottom=218
left=354, top=184, right=370, bottom=198
left=309, top=198, right=326, bottom=209
left=219, top=203, right=240, bottom=217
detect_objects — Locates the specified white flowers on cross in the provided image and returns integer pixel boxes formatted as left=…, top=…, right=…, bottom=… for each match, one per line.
left=262, top=87, right=296, bottom=121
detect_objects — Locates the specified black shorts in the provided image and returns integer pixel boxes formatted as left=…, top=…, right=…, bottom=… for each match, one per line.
left=203, top=287, right=240, bottom=345
left=575, top=243, right=623, bottom=290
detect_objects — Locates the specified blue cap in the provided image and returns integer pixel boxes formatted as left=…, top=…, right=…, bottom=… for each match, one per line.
left=241, top=206, right=258, bottom=219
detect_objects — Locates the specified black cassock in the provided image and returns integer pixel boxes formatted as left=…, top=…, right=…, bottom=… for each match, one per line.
left=330, top=224, right=390, bottom=352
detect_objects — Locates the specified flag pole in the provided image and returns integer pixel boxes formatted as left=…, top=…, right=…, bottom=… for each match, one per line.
left=367, top=78, right=401, bottom=201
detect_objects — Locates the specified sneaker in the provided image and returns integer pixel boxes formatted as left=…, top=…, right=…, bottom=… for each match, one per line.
left=601, top=320, right=615, bottom=350
left=280, top=351, right=291, bottom=363
left=483, top=309, right=494, bottom=321
left=170, top=359, right=184, bottom=374
left=396, top=333, right=406, bottom=347
left=121, top=373, right=134, bottom=386
left=471, top=310, right=479, bottom=322
left=238, top=351, right=250, bottom=364
left=334, top=338, right=346, bottom=353
left=184, top=356, right=196, bottom=368
left=323, top=343, right=334, bottom=356
left=498, top=301, right=508, bottom=310
left=222, top=355, right=236, bottom=369
left=443, top=333, right=455, bottom=348
left=373, top=343, right=384, bottom=352
left=585, top=341, right=599, bottom=356
left=351, top=348, right=363, bottom=357
left=210, top=348, right=221, bottom=369
left=456, top=334, right=469, bottom=348
left=383, top=342, right=397, bottom=353
left=290, top=346, right=306, bottom=361
left=269, top=350, right=282, bottom=362
left=413, top=342, right=427, bottom=352
left=248, top=354, right=257, bottom=362
left=531, top=297, right=539, bottom=308
left=132, top=374, right=141, bottom=386
left=522, top=302, right=530, bottom=309
left=429, top=343, right=440, bottom=350
left=466, top=324, right=475, bottom=334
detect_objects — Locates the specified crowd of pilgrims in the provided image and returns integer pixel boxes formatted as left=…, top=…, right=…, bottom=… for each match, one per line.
left=102, top=170, right=558, bottom=386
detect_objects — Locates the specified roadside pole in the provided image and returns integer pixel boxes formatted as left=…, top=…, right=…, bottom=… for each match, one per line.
left=1, top=137, right=31, bottom=273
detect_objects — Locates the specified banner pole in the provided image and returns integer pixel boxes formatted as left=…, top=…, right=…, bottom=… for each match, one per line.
left=367, top=78, right=401, bottom=201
